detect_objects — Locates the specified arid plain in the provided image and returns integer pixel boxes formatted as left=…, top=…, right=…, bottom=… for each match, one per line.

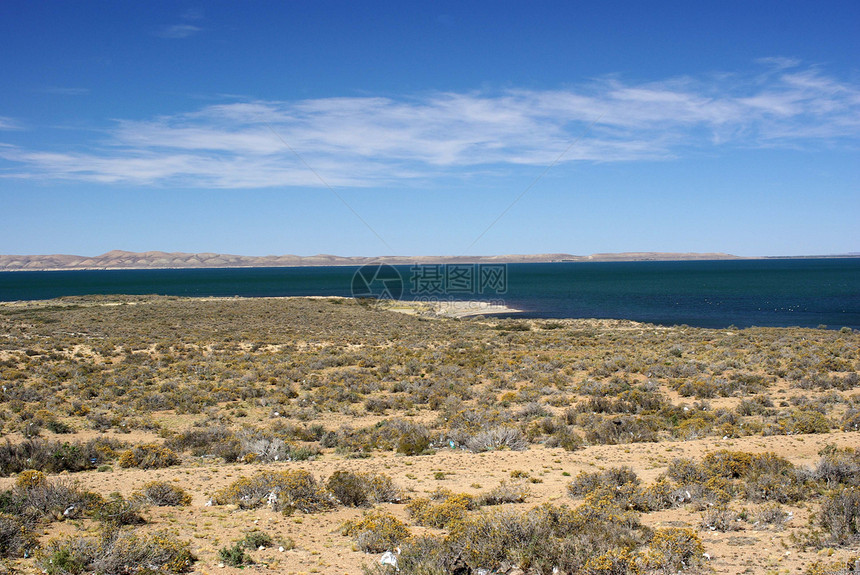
left=0, top=296, right=858, bottom=575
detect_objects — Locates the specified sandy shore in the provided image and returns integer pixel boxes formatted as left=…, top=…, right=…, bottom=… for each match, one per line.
left=382, top=298, right=522, bottom=318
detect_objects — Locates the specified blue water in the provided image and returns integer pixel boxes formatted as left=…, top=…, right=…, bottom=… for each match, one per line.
left=1, top=259, right=858, bottom=330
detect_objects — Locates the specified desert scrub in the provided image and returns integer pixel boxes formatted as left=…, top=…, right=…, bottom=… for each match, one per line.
left=477, top=480, right=529, bottom=506
left=94, top=493, right=146, bottom=528
left=581, top=548, right=640, bottom=575
left=580, top=414, right=662, bottom=445
left=214, top=469, right=334, bottom=514
left=0, top=513, right=37, bottom=558
left=567, top=467, right=655, bottom=512
left=218, top=542, right=254, bottom=567
left=568, top=466, right=640, bottom=498
left=241, top=530, right=274, bottom=549
left=813, top=445, right=860, bottom=487
left=700, top=505, right=742, bottom=531
left=809, top=486, right=860, bottom=547
left=754, top=502, right=789, bottom=529
left=444, top=501, right=648, bottom=574
left=406, top=490, right=476, bottom=528
left=544, top=425, right=584, bottom=451
left=117, top=444, right=180, bottom=469
left=666, top=449, right=808, bottom=504
left=465, top=426, right=527, bottom=452
left=341, top=510, right=411, bottom=553
left=644, top=527, right=704, bottom=574
left=395, top=422, right=431, bottom=455
left=325, top=471, right=401, bottom=507
left=0, top=437, right=125, bottom=476
left=14, top=469, right=47, bottom=490
left=137, top=481, right=192, bottom=506
left=38, top=529, right=195, bottom=575
left=6, top=477, right=100, bottom=522
left=165, top=426, right=240, bottom=461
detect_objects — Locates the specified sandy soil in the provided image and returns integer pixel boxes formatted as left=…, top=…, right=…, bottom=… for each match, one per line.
left=0, top=431, right=857, bottom=575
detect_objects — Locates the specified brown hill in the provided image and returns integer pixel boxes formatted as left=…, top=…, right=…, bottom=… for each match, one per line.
left=0, top=250, right=741, bottom=271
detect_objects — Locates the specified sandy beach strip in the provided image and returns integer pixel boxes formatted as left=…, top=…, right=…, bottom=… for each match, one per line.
left=382, top=299, right=522, bottom=318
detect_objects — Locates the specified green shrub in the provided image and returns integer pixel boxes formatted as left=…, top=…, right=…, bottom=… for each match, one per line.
left=45, top=420, right=73, bottom=434
left=218, top=542, right=254, bottom=567
left=391, top=534, right=447, bottom=575
left=241, top=531, right=273, bottom=549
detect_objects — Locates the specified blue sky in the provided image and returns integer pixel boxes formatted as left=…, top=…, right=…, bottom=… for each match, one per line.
left=1, top=1, right=858, bottom=258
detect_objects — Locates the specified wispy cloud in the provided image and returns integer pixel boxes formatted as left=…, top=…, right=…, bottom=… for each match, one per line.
left=0, top=117, right=22, bottom=131
left=156, top=8, right=205, bottom=39
left=155, top=24, right=202, bottom=39
left=1, top=63, right=858, bottom=188
left=180, top=8, right=204, bottom=21
left=42, top=87, right=90, bottom=96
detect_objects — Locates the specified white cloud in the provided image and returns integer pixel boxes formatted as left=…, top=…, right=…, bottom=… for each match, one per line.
left=1, top=63, right=858, bottom=188
left=156, top=24, right=202, bottom=39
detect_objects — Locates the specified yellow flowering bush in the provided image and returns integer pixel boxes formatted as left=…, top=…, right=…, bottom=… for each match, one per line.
left=341, top=510, right=411, bottom=553
left=117, top=444, right=180, bottom=469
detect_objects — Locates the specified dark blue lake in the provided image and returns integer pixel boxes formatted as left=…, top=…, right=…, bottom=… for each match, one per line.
left=1, top=258, right=858, bottom=330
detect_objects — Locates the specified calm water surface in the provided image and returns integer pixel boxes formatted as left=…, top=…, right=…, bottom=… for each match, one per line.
left=1, top=259, right=857, bottom=330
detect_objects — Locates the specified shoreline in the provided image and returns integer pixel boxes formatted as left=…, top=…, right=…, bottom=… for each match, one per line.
left=0, top=294, right=523, bottom=319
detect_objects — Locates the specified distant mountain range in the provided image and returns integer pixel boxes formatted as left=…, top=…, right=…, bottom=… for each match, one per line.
left=0, top=250, right=747, bottom=271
